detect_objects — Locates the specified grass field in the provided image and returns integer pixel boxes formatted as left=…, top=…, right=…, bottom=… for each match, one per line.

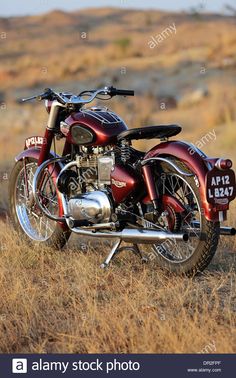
left=0, top=221, right=235, bottom=353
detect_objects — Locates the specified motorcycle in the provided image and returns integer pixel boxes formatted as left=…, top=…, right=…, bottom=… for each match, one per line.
left=9, top=86, right=236, bottom=275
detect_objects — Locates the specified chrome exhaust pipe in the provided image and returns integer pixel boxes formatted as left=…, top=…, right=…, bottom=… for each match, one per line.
left=70, top=226, right=188, bottom=243
left=191, top=221, right=236, bottom=236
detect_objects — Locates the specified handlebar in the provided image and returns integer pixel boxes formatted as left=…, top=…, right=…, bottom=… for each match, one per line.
left=21, top=86, right=134, bottom=106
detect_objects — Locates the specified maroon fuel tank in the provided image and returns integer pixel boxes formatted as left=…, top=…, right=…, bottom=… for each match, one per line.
left=63, top=107, right=128, bottom=147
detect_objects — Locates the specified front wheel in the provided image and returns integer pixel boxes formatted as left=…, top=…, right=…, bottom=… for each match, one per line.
left=9, top=157, right=71, bottom=248
left=142, top=159, right=220, bottom=276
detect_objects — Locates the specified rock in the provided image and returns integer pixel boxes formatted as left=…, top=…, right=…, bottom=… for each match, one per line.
left=178, top=88, right=209, bottom=108
left=0, top=208, right=8, bottom=222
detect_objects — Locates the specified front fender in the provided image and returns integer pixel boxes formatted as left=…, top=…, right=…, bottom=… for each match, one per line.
left=144, top=141, right=222, bottom=221
left=15, top=147, right=67, bottom=228
left=15, top=147, right=59, bottom=163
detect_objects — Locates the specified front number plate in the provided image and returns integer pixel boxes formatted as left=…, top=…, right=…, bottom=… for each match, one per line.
left=206, top=168, right=236, bottom=205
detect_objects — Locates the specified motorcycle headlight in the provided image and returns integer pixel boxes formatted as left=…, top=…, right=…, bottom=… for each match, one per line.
left=71, top=125, right=94, bottom=145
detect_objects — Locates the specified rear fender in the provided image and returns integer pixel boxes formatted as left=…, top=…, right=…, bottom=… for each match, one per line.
left=144, top=141, right=229, bottom=221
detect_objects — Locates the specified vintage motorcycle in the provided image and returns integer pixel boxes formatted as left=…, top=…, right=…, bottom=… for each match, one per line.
left=9, top=86, right=236, bottom=275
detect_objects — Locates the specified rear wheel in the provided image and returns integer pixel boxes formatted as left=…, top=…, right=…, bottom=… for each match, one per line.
left=142, top=159, right=220, bottom=276
left=9, top=158, right=71, bottom=248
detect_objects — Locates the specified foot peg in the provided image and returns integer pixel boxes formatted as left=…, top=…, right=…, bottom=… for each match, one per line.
left=191, top=221, right=236, bottom=236
left=220, top=227, right=236, bottom=236
left=100, top=241, right=148, bottom=269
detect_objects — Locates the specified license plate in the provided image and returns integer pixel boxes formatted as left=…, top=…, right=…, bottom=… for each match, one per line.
left=206, top=168, right=236, bottom=205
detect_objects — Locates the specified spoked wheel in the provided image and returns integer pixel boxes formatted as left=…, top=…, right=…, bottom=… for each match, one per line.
left=9, top=158, right=70, bottom=248
left=143, top=159, right=220, bottom=276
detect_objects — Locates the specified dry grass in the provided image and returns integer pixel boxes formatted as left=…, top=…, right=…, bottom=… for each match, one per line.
left=0, top=221, right=235, bottom=354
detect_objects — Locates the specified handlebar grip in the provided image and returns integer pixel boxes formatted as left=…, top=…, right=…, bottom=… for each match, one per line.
left=110, top=87, right=134, bottom=96
left=116, top=89, right=134, bottom=96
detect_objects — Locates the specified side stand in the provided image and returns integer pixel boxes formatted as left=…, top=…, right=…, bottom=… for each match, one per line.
left=118, top=244, right=148, bottom=264
left=100, top=240, right=121, bottom=269
left=100, top=241, right=148, bottom=269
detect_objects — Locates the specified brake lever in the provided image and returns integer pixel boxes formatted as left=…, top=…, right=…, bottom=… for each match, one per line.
left=22, top=88, right=52, bottom=103
left=22, top=95, right=38, bottom=103
left=37, top=88, right=54, bottom=101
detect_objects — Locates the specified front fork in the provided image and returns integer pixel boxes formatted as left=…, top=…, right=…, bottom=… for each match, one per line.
left=38, top=128, right=54, bottom=166
left=23, top=157, right=29, bottom=198
left=38, top=99, right=69, bottom=166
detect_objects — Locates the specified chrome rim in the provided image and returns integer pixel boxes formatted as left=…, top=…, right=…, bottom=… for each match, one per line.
left=15, top=162, right=58, bottom=241
left=152, top=173, right=202, bottom=264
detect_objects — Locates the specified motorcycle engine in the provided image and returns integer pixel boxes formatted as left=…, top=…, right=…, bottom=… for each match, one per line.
left=75, top=147, right=115, bottom=187
left=57, top=146, right=114, bottom=224
left=68, top=191, right=111, bottom=224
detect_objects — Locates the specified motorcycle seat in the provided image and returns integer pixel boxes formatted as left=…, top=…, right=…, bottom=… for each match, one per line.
left=117, top=125, right=181, bottom=141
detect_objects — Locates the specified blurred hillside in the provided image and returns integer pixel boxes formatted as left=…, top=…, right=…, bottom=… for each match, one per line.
left=0, top=7, right=236, bottom=202
left=1, top=8, right=236, bottom=91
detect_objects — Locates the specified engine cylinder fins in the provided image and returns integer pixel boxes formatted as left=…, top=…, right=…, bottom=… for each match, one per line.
left=77, top=155, right=97, bottom=168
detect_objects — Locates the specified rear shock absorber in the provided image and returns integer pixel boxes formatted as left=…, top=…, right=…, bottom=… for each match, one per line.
left=120, top=139, right=131, bottom=163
